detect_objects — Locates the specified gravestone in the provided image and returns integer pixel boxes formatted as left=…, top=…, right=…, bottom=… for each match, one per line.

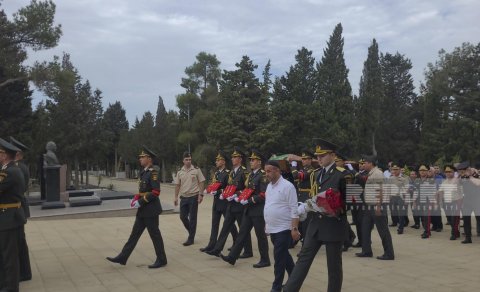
left=41, top=141, right=65, bottom=209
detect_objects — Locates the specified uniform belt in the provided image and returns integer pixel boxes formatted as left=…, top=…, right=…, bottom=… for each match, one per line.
left=298, top=188, right=311, bottom=192
left=0, top=202, right=21, bottom=209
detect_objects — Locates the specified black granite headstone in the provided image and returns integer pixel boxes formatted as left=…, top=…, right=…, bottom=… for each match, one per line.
left=41, top=165, right=65, bottom=209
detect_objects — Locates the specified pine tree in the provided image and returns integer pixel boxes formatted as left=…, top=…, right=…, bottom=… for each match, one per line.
left=316, top=23, right=355, bottom=154
left=357, top=39, right=384, bottom=156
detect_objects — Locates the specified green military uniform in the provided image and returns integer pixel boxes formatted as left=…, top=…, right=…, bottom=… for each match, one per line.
left=0, top=138, right=26, bottom=292
left=10, top=137, right=32, bottom=282
left=107, top=146, right=167, bottom=269
left=285, top=139, right=347, bottom=292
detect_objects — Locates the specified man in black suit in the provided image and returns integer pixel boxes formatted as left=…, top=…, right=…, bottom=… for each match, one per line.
left=0, top=138, right=26, bottom=292
left=200, top=150, right=238, bottom=252
left=221, top=149, right=270, bottom=268
left=206, top=147, right=252, bottom=257
left=284, top=139, right=347, bottom=292
left=107, top=146, right=167, bottom=268
left=10, top=137, right=32, bottom=282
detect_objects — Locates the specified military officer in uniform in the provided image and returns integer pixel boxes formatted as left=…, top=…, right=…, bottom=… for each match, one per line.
left=107, top=146, right=167, bottom=268
left=200, top=150, right=238, bottom=252
left=389, top=163, right=407, bottom=234
left=9, top=137, right=32, bottom=282
left=221, top=149, right=270, bottom=268
left=0, top=138, right=26, bottom=292
left=457, top=162, right=480, bottom=243
left=352, top=158, right=368, bottom=248
left=207, top=147, right=253, bottom=258
left=355, top=154, right=395, bottom=260
left=284, top=139, right=347, bottom=292
left=290, top=149, right=316, bottom=245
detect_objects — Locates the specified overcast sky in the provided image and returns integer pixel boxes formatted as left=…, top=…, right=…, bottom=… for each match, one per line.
left=3, top=0, right=479, bottom=124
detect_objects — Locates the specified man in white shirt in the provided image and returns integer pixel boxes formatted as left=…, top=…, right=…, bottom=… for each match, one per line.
left=264, top=160, right=300, bottom=292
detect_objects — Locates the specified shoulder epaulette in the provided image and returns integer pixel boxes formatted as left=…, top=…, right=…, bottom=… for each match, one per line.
left=241, top=166, right=246, bottom=170
left=149, top=167, right=155, bottom=171
left=195, top=166, right=199, bottom=169
left=225, top=169, right=230, bottom=173
left=260, top=169, right=265, bottom=173
left=336, top=166, right=345, bottom=172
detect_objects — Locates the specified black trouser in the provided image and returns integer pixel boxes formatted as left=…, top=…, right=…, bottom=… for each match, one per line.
left=270, top=230, right=295, bottom=292
left=412, top=200, right=421, bottom=226
left=446, top=202, right=461, bottom=237
left=463, top=209, right=480, bottom=238
left=118, top=216, right=167, bottom=263
left=361, top=207, right=394, bottom=257
left=180, top=195, right=199, bottom=241
left=352, top=206, right=363, bottom=245
left=391, top=196, right=407, bottom=231
left=205, top=207, right=238, bottom=250
left=389, top=200, right=398, bottom=225
left=228, top=214, right=269, bottom=263
left=0, top=227, right=20, bottom=292
left=213, top=208, right=252, bottom=254
left=18, top=224, right=31, bottom=280
left=343, top=219, right=356, bottom=247
left=284, top=239, right=342, bottom=292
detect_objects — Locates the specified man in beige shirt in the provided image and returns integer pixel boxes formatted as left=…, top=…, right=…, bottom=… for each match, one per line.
left=174, top=152, right=206, bottom=246
left=356, top=154, right=395, bottom=260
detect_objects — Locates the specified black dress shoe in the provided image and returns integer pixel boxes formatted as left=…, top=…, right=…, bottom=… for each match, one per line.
left=435, top=228, right=443, bottom=232
left=106, top=256, right=126, bottom=265
left=355, top=252, right=373, bottom=258
left=461, top=237, right=472, bottom=244
left=450, top=235, right=457, bottom=240
left=239, top=253, right=253, bottom=259
left=148, top=260, right=167, bottom=269
left=421, top=232, right=430, bottom=239
left=200, top=246, right=213, bottom=252
left=220, top=254, right=235, bottom=265
left=397, top=229, right=404, bottom=234
left=206, top=249, right=220, bottom=257
left=19, top=275, right=32, bottom=282
left=253, top=261, right=271, bottom=268
left=376, top=255, right=394, bottom=260
left=352, top=242, right=362, bottom=248
left=342, top=246, right=349, bottom=252
left=183, top=240, right=194, bottom=246
left=411, top=224, right=420, bottom=229
left=389, top=223, right=398, bottom=227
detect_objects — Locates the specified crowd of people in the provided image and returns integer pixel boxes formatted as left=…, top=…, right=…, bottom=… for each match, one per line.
left=106, top=138, right=480, bottom=292
left=3, top=134, right=478, bottom=292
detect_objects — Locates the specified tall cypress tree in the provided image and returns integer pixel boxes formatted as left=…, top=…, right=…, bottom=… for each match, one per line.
left=316, top=23, right=355, bottom=154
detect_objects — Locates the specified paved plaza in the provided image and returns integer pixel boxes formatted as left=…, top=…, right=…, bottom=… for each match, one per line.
left=22, top=177, right=480, bottom=292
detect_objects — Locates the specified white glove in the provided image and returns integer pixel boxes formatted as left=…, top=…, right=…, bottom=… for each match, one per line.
left=234, top=196, right=240, bottom=202
left=291, top=161, right=298, bottom=167
left=130, top=199, right=140, bottom=209
left=240, top=199, right=248, bottom=205
left=227, top=194, right=237, bottom=202
left=346, top=163, right=354, bottom=171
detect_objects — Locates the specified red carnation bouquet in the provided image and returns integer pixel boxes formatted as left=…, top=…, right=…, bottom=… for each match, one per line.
left=220, top=185, right=237, bottom=200
left=235, top=188, right=254, bottom=203
left=306, top=188, right=343, bottom=217
left=206, top=182, right=222, bottom=194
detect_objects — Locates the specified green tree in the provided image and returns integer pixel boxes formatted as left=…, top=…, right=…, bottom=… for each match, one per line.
left=270, top=46, right=320, bottom=153
left=357, top=39, right=384, bottom=156
left=419, top=43, right=480, bottom=163
left=103, top=101, right=129, bottom=176
left=378, top=52, right=418, bottom=163
left=208, top=55, right=278, bottom=155
left=316, top=23, right=355, bottom=155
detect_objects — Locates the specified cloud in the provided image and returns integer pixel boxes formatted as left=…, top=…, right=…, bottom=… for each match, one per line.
left=2, top=0, right=479, bottom=124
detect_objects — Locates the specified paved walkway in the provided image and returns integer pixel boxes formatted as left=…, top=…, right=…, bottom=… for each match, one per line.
left=20, top=177, right=480, bottom=292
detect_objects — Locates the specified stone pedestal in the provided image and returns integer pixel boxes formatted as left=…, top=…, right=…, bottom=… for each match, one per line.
left=42, top=165, right=66, bottom=209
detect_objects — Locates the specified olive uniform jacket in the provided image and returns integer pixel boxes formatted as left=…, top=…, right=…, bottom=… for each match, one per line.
left=212, top=168, right=230, bottom=212
left=228, top=166, right=248, bottom=213
left=307, top=165, right=347, bottom=242
left=0, top=161, right=26, bottom=231
left=244, top=169, right=267, bottom=217
left=136, top=166, right=162, bottom=217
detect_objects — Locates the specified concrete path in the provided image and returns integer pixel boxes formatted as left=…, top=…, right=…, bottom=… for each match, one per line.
left=20, top=177, right=480, bottom=292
